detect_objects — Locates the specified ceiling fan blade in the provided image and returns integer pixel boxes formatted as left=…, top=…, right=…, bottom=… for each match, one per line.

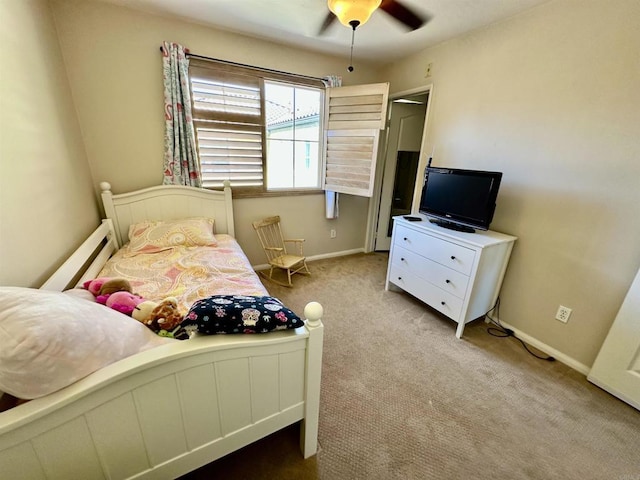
left=318, top=11, right=336, bottom=35
left=380, top=0, right=430, bottom=31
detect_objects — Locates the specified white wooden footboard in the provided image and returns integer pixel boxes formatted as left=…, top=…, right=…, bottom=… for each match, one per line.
left=0, top=306, right=323, bottom=479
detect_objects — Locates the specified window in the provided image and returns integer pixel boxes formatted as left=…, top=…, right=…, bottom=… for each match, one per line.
left=189, top=59, right=324, bottom=193
left=264, top=82, right=321, bottom=190
left=189, top=57, right=389, bottom=198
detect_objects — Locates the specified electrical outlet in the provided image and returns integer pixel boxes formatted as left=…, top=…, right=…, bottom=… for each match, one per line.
left=330, top=229, right=337, bottom=239
left=555, top=305, right=572, bottom=323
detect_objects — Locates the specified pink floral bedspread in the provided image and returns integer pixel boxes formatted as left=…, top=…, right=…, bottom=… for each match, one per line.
left=98, top=234, right=267, bottom=315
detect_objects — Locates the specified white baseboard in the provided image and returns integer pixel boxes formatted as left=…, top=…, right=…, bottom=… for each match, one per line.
left=252, top=248, right=365, bottom=272
left=489, top=317, right=591, bottom=376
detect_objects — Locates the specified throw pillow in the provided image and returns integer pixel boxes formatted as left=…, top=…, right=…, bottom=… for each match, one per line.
left=126, top=217, right=217, bottom=255
left=183, top=295, right=304, bottom=334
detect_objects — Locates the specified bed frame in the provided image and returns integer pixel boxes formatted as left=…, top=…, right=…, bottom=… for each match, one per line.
left=0, top=182, right=324, bottom=480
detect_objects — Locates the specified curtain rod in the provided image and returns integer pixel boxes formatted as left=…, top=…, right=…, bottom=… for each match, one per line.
left=159, top=46, right=325, bottom=83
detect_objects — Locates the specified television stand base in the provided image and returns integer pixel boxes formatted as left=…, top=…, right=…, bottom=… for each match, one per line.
left=428, top=218, right=476, bottom=233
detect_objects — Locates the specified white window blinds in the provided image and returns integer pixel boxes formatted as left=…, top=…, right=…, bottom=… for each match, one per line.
left=190, top=66, right=264, bottom=189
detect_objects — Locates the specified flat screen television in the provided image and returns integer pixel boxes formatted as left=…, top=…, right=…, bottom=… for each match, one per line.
left=419, top=166, right=502, bottom=233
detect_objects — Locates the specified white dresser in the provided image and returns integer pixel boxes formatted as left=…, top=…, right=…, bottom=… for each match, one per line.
left=385, top=215, right=517, bottom=338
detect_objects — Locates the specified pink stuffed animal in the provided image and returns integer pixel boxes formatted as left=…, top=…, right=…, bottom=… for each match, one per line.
left=83, top=277, right=112, bottom=296
left=84, top=278, right=132, bottom=305
left=104, top=291, right=145, bottom=316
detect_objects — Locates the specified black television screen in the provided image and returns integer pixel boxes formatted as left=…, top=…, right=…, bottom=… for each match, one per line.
left=419, top=167, right=502, bottom=232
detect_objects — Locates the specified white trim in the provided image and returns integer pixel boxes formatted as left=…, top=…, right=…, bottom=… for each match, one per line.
left=252, top=248, right=364, bottom=271
left=307, top=248, right=364, bottom=262
left=488, top=317, right=591, bottom=375
left=587, top=376, right=640, bottom=411
left=365, top=83, right=434, bottom=253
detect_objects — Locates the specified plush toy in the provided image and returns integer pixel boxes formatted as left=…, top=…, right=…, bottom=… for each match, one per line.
left=99, top=278, right=132, bottom=296
left=132, top=298, right=188, bottom=339
left=83, top=277, right=112, bottom=296
left=104, top=291, right=145, bottom=315
left=149, top=298, right=184, bottom=332
left=84, top=277, right=132, bottom=304
left=132, top=300, right=158, bottom=325
left=95, top=280, right=133, bottom=305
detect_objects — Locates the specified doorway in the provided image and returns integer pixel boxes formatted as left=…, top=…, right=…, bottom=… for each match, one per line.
left=374, top=91, right=430, bottom=251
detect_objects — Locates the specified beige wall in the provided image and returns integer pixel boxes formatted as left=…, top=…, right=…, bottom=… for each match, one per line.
left=381, top=0, right=640, bottom=367
left=0, top=0, right=99, bottom=287
left=50, top=0, right=380, bottom=263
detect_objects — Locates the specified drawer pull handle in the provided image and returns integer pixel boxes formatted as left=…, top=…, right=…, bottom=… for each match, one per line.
left=403, top=237, right=408, bottom=241
left=445, top=279, right=451, bottom=284
left=441, top=301, right=446, bottom=306
left=450, top=255, right=456, bottom=260
left=397, top=276, right=402, bottom=281
left=401, top=257, right=405, bottom=261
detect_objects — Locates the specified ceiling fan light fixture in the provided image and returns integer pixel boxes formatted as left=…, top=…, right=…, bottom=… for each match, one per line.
left=327, top=0, right=382, bottom=28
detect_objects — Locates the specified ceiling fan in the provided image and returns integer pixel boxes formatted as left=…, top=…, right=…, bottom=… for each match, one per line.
left=319, top=0, right=431, bottom=71
left=319, top=0, right=430, bottom=35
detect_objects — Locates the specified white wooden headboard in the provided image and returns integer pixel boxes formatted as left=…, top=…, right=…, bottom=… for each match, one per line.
left=100, top=181, right=234, bottom=246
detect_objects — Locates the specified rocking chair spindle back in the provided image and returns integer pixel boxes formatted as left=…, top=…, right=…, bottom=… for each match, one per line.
left=252, top=216, right=310, bottom=287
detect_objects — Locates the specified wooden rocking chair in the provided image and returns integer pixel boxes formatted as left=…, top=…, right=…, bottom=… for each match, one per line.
left=252, top=215, right=310, bottom=287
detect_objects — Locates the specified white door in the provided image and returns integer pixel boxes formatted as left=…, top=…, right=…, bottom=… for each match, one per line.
left=588, top=266, right=640, bottom=410
left=374, top=97, right=427, bottom=250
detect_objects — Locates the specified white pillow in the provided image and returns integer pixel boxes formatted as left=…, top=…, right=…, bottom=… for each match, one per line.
left=62, top=287, right=97, bottom=302
left=0, top=287, right=174, bottom=399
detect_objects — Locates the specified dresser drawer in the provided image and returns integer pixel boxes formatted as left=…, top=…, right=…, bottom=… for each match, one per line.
left=391, top=245, right=470, bottom=300
left=393, top=224, right=475, bottom=276
left=388, top=264, right=463, bottom=322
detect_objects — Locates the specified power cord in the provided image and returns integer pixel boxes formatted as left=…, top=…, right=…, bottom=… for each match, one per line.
left=484, top=297, right=555, bottom=362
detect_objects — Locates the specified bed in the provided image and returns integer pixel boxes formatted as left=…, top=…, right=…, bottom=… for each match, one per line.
left=0, top=182, right=324, bottom=479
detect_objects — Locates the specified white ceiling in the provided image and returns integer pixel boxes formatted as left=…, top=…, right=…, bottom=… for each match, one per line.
left=99, top=0, right=550, bottom=65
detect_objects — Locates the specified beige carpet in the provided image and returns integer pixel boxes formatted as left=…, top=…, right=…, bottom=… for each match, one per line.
left=182, top=253, right=640, bottom=480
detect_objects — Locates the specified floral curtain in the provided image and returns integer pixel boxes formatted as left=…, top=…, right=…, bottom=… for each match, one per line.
left=323, top=75, right=343, bottom=219
left=161, top=41, right=201, bottom=187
